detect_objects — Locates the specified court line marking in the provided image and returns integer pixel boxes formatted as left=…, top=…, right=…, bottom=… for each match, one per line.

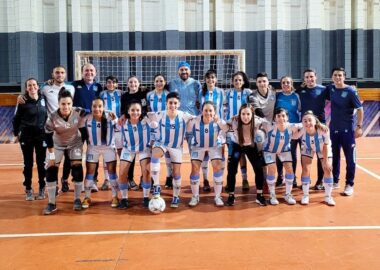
left=356, top=163, right=380, bottom=180
left=1, top=226, right=380, bottom=239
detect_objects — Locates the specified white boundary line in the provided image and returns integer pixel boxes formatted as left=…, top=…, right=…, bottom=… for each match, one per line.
left=1, top=226, right=380, bottom=239
left=356, top=163, right=380, bottom=180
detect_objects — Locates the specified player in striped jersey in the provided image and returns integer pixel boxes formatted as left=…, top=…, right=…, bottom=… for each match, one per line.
left=80, top=97, right=118, bottom=209
left=43, top=89, right=87, bottom=215
left=146, top=73, right=173, bottom=189
left=118, top=102, right=155, bottom=209
left=224, top=71, right=252, bottom=192
left=260, top=108, right=302, bottom=206
left=198, top=70, right=226, bottom=192
left=295, top=111, right=335, bottom=206
left=187, top=101, right=229, bottom=207
left=150, top=92, right=195, bottom=208
left=98, top=75, right=123, bottom=191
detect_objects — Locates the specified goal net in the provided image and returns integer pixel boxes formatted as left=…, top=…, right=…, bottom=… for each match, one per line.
left=74, top=50, right=245, bottom=89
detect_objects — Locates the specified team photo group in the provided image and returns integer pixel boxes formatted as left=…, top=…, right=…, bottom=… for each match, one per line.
left=12, top=61, right=363, bottom=215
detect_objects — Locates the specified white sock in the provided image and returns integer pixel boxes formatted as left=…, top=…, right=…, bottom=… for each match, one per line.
left=285, top=174, right=294, bottom=195
left=266, top=175, right=276, bottom=195
left=119, top=182, right=128, bottom=199
left=324, top=177, right=333, bottom=197
left=74, top=182, right=82, bottom=200
left=151, top=157, right=161, bottom=186
left=85, top=179, right=93, bottom=198
left=173, top=175, right=182, bottom=197
left=190, top=174, right=200, bottom=197
left=213, top=170, right=223, bottom=197
left=301, top=176, right=310, bottom=196
left=141, top=180, right=151, bottom=198
left=46, top=181, right=57, bottom=204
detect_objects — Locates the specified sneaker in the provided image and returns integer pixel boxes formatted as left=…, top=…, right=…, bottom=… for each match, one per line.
left=301, top=195, right=309, bottom=205
left=90, top=182, right=99, bottom=193
left=61, top=179, right=69, bottom=193
left=188, top=195, right=200, bottom=207
left=203, top=179, right=211, bottom=192
left=325, top=196, right=336, bottom=206
left=284, top=194, right=296, bottom=205
left=25, top=189, right=34, bottom=201
left=111, top=197, right=119, bottom=208
left=269, top=193, right=279, bottom=205
left=170, top=196, right=180, bottom=208
left=128, top=179, right=139, bottom=191
left=165, top=176, right=173, bottom=189
left=313, top=184, right=325, bottom=191
left=118, top=198, right=129, bottom=209
left=275, top=176, right=283, bottom=187
left=333, top=182, right=340, bottom=189
left=255, top=193, right=267, bottom=206
left=43, top=203, right=57, bottom=215
left=36, top=187, right=46, bottom=200
left=214, top=196, right=224, bottom=207
left=100, top=180, right=110, bottom=191
left=73, top=198, right=82, bottom=211
left=242, top=179, right=250, bottom=191
left=343, top=185, right=354, bottom=196
left=82, top=197, right=91, bottom=209
left=227, top=194, right=235, bottom=206
left=153, top=185, right=161, bottom=197
left=142, top=197, right=150, bottom=208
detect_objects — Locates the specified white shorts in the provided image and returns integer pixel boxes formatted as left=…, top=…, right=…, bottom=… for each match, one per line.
left=114, top=130, right=123, bottom=149
left=191, top=146, right=223, bottom=162
left=86, top=145, right=117, bottom=163
left=263, top=151, right=292, bottom=165
left=153, top=142, right=183, bottom=164
left=301, top=145, right=333, bottom=160
left=54, top=146, right=83, bottom=164
left=120, top=147, right=151, bottom=162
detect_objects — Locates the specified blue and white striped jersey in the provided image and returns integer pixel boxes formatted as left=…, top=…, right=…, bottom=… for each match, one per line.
left=261, top=122, right=302, bottom=153
left=224, top=88, right=252, bottom=120
left=186, top=115, right=228, bottom=148
left=149, top=111, right=194, bottom=148
left=120, top=118, right=152, bottom=152
left=198, top=87, right=225, bottom=118
left=297, top=128, right=331, bottom=154
left=99, top=90, right=123, bottom=117
left=82, top=113, right=117, bottom=147
left=147, top=90, right=169, bottom=112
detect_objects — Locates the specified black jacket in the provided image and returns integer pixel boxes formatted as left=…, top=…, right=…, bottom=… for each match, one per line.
left=12, top=94, right=48, bottom=141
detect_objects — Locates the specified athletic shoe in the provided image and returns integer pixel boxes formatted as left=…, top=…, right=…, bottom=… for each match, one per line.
left=255, top=193, right=267, bottom=206
left=188, top=195, right=200, bottom=207
left=275, top=176, right=283, bottom=187
left=284, top=194, right=296, bottom=205
left=226, top=194, right=235, bottom=206
left=313, top=184, right=324, bottom=191
left=25, top=189, right=34, bottom=201
left=343, top=185, right=354, bottom=196
left=61, top=179, right=69, bottom=193
left=153, top=185, right=161, bottom=197
left=36, top=187, right=46, bottom=200
left=118, top=198, right=128, bottom=209
left=43, top=203, right=57, bottom=215
left=170, top=196, right=180, bottom=208
left=203, top=179, right=211, bottom=192
left=324, top=196, right=336, bottom=206
left=90, top=182, right=99, bottom=193
left=142, top=197, right=150, bottom=208
left=128, top=179, right=139, bottom=191
left=100, top=180, right=110, bottom=191
left=242, top=179, right=250, bottom=191
left=111, top=197, right=119, bottom=208
left=82, top=197, right=91, bottom=209
left=301, top=195, right=309, bottom=205
left=73, top=199, right=82, bottom=211
left=214, top=196, right=224, bottom=207
left=269, top=193, right=279, bottom=205
left=165, top=176, right=173, bottom=189
left=333, top=182, right=340, bottom=189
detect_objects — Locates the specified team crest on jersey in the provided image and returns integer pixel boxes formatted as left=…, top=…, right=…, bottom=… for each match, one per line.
left=77, top=85, right=82, bottom=89
left=93, top=86, right=98, bottom=91
left=122, top=152, right=130, bottom=160
left=301, top=90, right=306, bottom=93
left=141, top=99, right=147, bottom=106
left=265, top=154, right=272, bottom=162
left=341, top=91, right=348, bottom=98
left=255, top=135, right=263, bottom=143
left=41, top=99, right=46, bottom=107
left=291, top=100, right=296, bottom=106
left=315, top=89, right=321, bottom=95
left=191, top=151, right=198, bottom=158
left=73, top=119, right=78, bottom=124
left=73, top=148, right=82, bottom=157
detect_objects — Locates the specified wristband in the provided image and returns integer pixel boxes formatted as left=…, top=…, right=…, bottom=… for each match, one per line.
left=48, top=152, right=55, bottom=160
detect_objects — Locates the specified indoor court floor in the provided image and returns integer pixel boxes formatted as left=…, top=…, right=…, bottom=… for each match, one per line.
left=0, top=137, right=379, bottom=270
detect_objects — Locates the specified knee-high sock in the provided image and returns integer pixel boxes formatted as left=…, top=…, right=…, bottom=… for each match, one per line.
left=109, top=173, right=118, bottom=197
left=284, top=174, right=294, bottom=195
left=74, top=182, right=82, bottom=200
left=151, top=157, right=161, bottom=186
left=190, top=174, right=200, bottom=197
left=266, top=175, right=276, bottom=195
left=84, top=174, right=95, bottom=198
left=323, top=177, right=333, bottom=198
left=173, top=175, right=182, bottom=197
left=118, top=182, right=128, bottom=199
left=301, top=176, right=310, bottom=196
left=141, top=180, right=151, bottom=198
left=46, top=181, right=57, bottom=204
left=241, top=166, right=247, bottom=181
left=213, top=170, right=223, bottom=197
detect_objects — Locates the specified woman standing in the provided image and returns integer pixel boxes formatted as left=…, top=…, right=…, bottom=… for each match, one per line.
left=13, top=78, right=48, bottom=201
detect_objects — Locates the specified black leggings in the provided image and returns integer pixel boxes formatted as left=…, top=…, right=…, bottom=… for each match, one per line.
left=227, top=142, right=264, bottom=193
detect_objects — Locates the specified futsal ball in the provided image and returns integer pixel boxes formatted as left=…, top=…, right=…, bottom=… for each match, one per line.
left=148, top=196, right=166, bottom=214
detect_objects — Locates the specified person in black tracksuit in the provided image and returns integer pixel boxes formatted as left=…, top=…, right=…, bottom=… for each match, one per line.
left=13, top=78, right=48, bottom=201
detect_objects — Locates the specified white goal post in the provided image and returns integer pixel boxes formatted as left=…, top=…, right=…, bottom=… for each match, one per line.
left=74, top=50, right=245, bottom=89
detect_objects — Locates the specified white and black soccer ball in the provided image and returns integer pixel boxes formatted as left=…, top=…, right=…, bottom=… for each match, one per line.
left=148, top=196, right=166, bottom=214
